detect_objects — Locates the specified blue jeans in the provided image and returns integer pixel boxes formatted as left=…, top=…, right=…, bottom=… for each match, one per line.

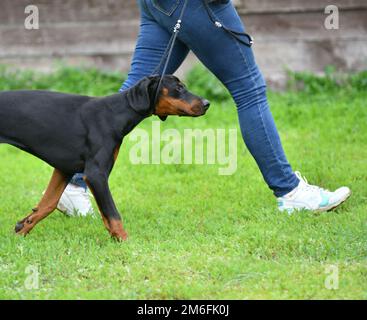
left=72, top=0, right=299, bottom=197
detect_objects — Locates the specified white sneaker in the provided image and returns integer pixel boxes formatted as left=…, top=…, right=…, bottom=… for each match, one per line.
left=277, top=171, right=351, bottom=213
left=57, top=184, right=94, bottom=217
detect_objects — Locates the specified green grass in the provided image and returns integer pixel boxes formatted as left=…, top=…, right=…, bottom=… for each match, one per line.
left=0, top=66, right=366, bottom=299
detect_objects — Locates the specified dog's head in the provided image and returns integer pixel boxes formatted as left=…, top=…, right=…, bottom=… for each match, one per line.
left=126, top=75, right=210, bottom=121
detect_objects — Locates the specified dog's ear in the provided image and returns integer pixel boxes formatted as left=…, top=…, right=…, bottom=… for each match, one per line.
left=126, top=76, right=159, bottom=116
left=159, top=115, right=168, bottom=121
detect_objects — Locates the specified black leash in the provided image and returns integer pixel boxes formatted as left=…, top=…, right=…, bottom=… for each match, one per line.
left=152, top=0, right=189, bottom=108
left=152, top=0, right=254, bottom=110
left=203, top=0, right=254, bottom=47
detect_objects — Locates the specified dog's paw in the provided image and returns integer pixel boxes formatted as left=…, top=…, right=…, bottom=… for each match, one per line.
left=14, top=221, right=24, bottom=233
left=14, top=218, right=33, bottom=235
left=112, top=231, right=128, bottom=242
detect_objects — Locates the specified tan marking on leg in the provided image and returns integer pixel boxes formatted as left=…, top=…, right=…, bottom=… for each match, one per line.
left=16, top=169, right=69, bottom=236
left=84, top=177, right=127, bottom=241
left=109, top=219, right=128, bottom=241
left=113, top=145, right=121, bottom=163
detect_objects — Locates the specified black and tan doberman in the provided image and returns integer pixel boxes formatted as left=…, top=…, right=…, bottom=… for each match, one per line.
left=0, top=75, right=210, bottom=240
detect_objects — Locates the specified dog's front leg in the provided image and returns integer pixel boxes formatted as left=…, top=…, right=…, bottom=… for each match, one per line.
left=83, top=164, right=128, bottom=241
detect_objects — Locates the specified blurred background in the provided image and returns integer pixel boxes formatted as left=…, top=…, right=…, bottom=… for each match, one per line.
left=0, top=0, right=366, bottom=89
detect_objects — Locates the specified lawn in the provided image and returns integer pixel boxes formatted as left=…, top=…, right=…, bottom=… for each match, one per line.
left=0, top=66, right=366, bottom=299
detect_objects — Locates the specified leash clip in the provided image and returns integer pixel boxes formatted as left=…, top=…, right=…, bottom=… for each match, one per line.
left=174, top=19, right=182, bottom=33
left=215, top=21, right=222, bottom=28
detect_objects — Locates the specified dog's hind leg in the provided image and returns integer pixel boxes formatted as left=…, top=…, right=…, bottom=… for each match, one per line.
left=15, top=169, right=70, bottom=236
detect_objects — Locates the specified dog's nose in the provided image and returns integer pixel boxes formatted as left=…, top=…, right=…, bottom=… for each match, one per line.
left=202, top=99, right=210, bottom=110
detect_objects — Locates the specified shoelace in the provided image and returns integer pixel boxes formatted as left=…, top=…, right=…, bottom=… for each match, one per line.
left=294, top=171, right=330, bottom=193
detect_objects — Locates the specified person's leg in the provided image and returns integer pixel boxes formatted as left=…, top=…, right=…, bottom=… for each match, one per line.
left=57, top=174, right=93, bottom=217
left=146, top=0, right=299, bottom=196
left=69, top=173, right=87, bottom=189
left=144, top=0, right=351, bottom=212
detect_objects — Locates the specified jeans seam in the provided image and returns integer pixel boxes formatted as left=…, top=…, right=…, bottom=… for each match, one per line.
left=206, top=1, right=232, bottom=14
left=141, top=0, right=149, bottom=12
left=152, top=0, right=180, bottom=16
left=141, top=0, right=158, bottom=20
